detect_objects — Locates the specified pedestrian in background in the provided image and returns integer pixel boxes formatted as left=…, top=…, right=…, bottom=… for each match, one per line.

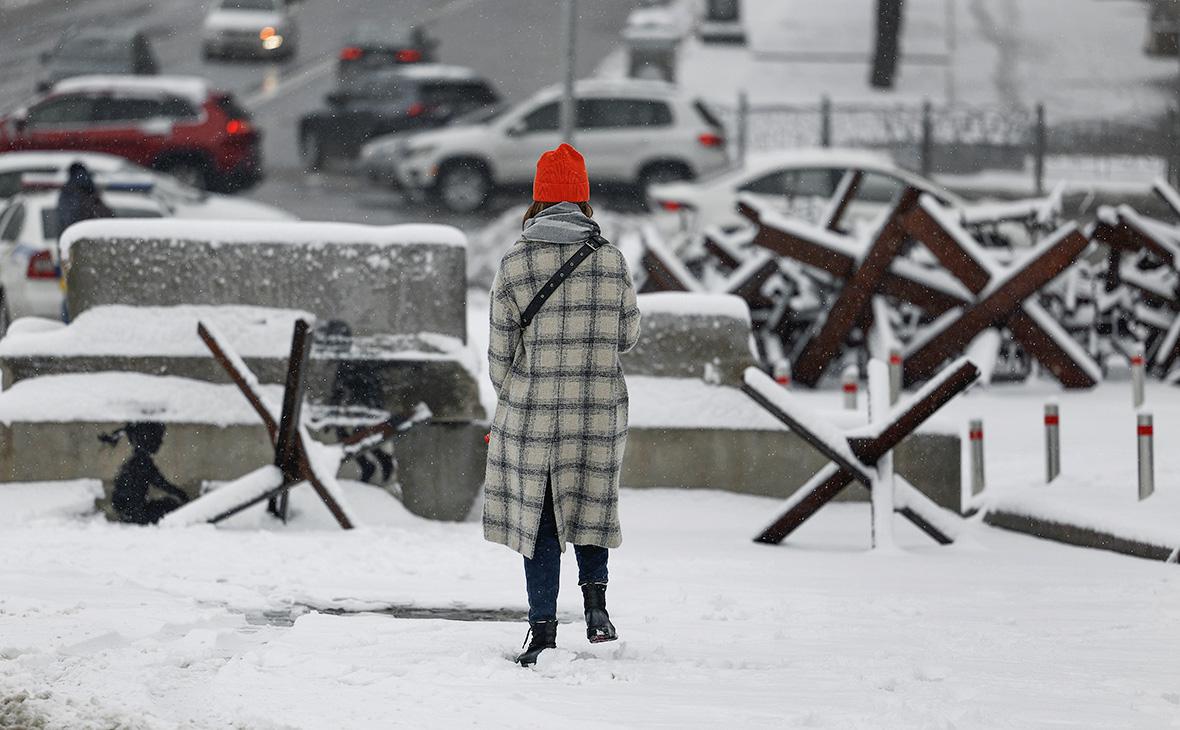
left=483, top=143, right=641, bottom=667
left=57, top=162, right=113, bottom=234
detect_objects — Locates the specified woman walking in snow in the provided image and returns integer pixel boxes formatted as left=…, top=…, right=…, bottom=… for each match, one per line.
left=483, top=143, right=641, bottom=667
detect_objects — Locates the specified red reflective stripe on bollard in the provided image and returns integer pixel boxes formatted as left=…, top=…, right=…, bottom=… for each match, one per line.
left=1138, top=425, right=1153, bottom=436
left=484, top=433, right=490, bottom=444
left=1044, top=415, right=1059, bottom=425
left=842, top=383, right=857, bottom=393
left=889, top=354, right=902, bottom=365
left=1131, top=356, right=1144, bottom=366
left=969, top=429, right=983, bottom=440
left=775, top=375, right=790, bottom=385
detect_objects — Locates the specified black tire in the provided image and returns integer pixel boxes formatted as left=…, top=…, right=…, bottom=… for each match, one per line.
left=301, top=131, right=324, bottom=172
left=435, top=159, right=492, bottom=214
left=156, top=155, right=212, bottom=191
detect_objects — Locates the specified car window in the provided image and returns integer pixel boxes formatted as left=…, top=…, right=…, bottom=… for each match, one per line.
left=740, top=170, right=786, bottom=195
left=521, top=102, right=558, bottom=133
left=421, top=82, right=498, bottom=108
left=784, top=168, right=841, bottom=197
left=93, top=97, right=166, bottom=123
left=855, top=172, right=907, bottom=204
left=26, top=95, right=97, bottom=126
left=0, top=203, right=25, bottom=242
left=577, top=98, right=672, bottom=129
left=0, top=169, right=54, bottom=199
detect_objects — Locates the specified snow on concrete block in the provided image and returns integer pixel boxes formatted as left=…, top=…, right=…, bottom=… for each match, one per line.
left=623, top=293, right=756, bottom=385
left=62, top=219, right=469, bottom=341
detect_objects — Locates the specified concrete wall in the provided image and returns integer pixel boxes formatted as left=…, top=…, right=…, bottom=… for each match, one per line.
left=622, top=311, right=756, bottom=386
left=66, top=236, right=468, bottom=341
left=621, top=427, right=963, bottom=512
left=2, top=354, right=484, bottom=421
left=0, top=419, right=485, bottom=523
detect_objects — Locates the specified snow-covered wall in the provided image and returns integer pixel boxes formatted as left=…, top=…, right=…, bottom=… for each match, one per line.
left=63, top=219, right=469, bottom=341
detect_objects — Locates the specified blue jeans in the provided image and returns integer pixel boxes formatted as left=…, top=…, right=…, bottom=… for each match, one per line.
left=523, top=484, right=608, bottom=622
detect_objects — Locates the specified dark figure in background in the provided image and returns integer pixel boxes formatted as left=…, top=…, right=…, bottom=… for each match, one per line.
left=100, top=422, right=189, bottom=524
left=57, top=162, right=113, bottom=234
left=323, top=320, right=394, bottom=484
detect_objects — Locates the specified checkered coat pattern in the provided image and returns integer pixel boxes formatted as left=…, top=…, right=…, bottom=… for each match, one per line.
left=483, top=231, right=641, bottom=559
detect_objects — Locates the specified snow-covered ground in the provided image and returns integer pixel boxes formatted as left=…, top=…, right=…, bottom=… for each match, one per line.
left=1, top=479, right=1178, bottom=729
left=678, top=0, right=1177, bottom=118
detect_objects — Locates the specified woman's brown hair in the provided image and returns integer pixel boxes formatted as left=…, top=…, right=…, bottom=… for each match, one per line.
left=522, top=200, right=594, bottom=227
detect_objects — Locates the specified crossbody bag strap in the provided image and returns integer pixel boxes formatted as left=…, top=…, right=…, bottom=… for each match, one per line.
left=520, top=235, right=606, bottom=328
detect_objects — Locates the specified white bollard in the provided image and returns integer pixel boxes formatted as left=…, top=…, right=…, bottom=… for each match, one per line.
left=773, top=359, right=791, bottom=388
left=969, top=419, right=985, bottom=496
left=888, top=349, right=902, bottom=405
left=1131, top=345, right=1145, bottom=409
left=841, top=365, right=858, bottom=410
left=1044, top=403, right=1061, bottom=483
left=1138, top=413, right=1154, bottom=501
left=868, top=359, right=895, bottom=550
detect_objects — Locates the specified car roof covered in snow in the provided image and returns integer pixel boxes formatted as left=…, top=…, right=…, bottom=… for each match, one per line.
left=534, top=77, right=680, bottom=101
left=0, top=151, right=136, bottom=175
left=51, top=75, right=211, bottom=104
left=388, top=64, right=484, bottom=82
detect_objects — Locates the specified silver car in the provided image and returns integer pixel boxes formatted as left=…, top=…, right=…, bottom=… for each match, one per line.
left=202, top=0, right=299, bottom=60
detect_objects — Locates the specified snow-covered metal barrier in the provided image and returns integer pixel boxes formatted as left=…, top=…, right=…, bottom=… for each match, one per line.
left=741, top=356, right=980, bottom=546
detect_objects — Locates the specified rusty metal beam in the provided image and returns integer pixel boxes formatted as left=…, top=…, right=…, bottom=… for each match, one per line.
left=904, top=225, right=1089, bottom=382
left=792, top=188, right=922, bottom=386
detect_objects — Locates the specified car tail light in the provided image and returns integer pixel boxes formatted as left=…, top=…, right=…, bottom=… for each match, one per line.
left=340, top=46, right=363, bottom=61
left=659, top=200, right=683, bottom=212
left=26, top=250, right=58, bottom=280
left=395, top=49, right=422, bottom=62
left=226, top=119, right=252, bottom=135
left=697, top=132, right=725, bottom=148
left=407, top=102, right=425, bottom=117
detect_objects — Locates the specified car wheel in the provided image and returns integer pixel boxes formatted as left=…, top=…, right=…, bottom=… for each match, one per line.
left=158, top=159, right=211, bottom=190
left=301, top=132, right=324, bottom=172
left=436, top=161, right=491, bottom=214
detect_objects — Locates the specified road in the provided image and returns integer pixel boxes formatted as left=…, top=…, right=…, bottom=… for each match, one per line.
left=0, top=0, right=641, bottom=227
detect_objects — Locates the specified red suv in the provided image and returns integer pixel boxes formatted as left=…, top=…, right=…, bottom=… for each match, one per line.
left=0, top=75, right=261, bottom=192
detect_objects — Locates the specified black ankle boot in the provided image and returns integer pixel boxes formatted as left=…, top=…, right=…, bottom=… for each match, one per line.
left=581, top=583, right=617, bottom=643
left=515, top=620, right=557, bottom=667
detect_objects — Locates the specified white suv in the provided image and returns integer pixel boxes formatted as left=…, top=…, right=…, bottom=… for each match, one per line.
left=361, top=79, right=729, bottom=213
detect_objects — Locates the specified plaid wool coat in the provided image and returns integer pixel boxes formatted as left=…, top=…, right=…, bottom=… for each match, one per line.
left=483, top=206, right=641, bottom=559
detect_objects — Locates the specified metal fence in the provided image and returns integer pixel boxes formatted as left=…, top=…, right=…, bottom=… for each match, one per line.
left=720, top=95, right=1179, bottom=192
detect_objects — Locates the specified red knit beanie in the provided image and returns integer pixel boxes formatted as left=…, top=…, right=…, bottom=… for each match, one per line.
left=533, top=143, right=590, bottom=203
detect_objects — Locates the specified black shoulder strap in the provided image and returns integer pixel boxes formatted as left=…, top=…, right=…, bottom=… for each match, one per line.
left=520, top=235, right=606, bottom=328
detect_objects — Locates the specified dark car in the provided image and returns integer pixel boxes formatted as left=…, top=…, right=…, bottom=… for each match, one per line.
left=38, top=29, right=158, bottom=92
left=298, top=65, right=499, bottom=170
left=337, top=23, right=438, bottom=81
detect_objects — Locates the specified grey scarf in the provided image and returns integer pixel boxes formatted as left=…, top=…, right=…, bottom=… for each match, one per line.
left=520, top=202, right=601, bottom=245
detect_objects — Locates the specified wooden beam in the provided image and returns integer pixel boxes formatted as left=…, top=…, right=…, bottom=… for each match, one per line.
left=271, top=318, right=313, bottom=520
left=791, top=188, right=921, bottom=386
left=904, top=225, right=1089, bottom=381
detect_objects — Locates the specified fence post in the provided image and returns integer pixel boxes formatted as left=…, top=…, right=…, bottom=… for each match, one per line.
left=736, top=89, right=749, bottom=166
left=820, top=95, right=832, bottom=148
left=920, top=100, right=933, bottom=177
left=773, top=359, right=791, bottom=388
left=841, top=365, right=858, bottom=410
left=1033, top=103, right=1047, bottom=196
left=1131, top=344, right=1145, bottom=409
left=888, top=348, right=902, bottom=405
left=1138, top=413, right=1154, bottom=500
left=1044, top=403, right=1060, bottom=483
left=969, top=419, right=985, bottom=496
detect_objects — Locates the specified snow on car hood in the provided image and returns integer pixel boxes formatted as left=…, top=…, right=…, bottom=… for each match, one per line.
left=204, top=10, right=285, bottom=31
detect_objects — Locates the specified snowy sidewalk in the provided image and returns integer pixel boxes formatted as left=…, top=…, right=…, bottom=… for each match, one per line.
left=0, top=481, right=1177, bottom=728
